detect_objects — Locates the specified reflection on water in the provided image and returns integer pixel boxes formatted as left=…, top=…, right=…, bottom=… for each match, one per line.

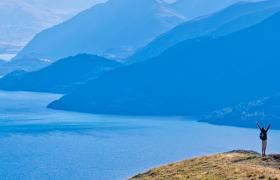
left=0, top=91, right=280, bottom=180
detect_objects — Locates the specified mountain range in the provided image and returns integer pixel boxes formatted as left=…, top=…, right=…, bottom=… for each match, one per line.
left=0, top=54, right=121, bottom=93
left=1, top=1, right=267, bottom=80
left=2, top=0, right=279, bottom=121
left=48, top=10, right=280, bottom=116
left=128, top=0, right=280, bottom=63
left=13, top=0, right=246, bottom=63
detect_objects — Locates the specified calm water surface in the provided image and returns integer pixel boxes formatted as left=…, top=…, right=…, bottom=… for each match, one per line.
left=0, top=91, right=280, bottom=180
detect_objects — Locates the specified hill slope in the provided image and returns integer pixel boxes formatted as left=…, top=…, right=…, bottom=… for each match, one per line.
left=49, top=12, right=280, bottom=116
left=128, top=0, right=280, bottom=63
left=201, top=94, right=280, bottom=129
left=0, top=54, right=121, bottom=93
left=130, top=151, right=280, bottom=180
left=0, top=59, right=5, bottom=67
left=13, top=0, right=185, bottom=62
left=0, top=56, right=51, bottom=76
left=0, top=0, right=104, bottom=59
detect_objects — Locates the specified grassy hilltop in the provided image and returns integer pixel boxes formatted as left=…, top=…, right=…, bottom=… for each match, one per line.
left=130, top=150, right=280, bottom=180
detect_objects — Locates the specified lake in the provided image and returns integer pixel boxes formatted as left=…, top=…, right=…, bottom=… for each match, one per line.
left=0, top=91, right=280, bottom=180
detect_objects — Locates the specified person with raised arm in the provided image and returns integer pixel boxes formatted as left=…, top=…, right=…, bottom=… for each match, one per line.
left=257, top=122, right=271, bottom=157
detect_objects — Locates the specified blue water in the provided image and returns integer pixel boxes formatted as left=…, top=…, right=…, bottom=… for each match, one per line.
left=0, top=91, right=280, bottom=180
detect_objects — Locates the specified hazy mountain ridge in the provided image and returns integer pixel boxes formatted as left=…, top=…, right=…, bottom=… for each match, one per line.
left=128, top=0, right=280, bottom=63
left=14, top=0, right=247, bottom=62
left=0, top=54, right=122, bottom=93
left=48, top=11, right=280, bottom=116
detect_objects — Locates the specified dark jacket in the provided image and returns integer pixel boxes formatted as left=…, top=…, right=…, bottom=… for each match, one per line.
left=258, top=124, right=271, bottom=141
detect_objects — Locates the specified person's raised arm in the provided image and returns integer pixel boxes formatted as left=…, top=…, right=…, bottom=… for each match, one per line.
left=256, top=122, right=262, bottom=130
left=266, top=123, right=271, bottom=132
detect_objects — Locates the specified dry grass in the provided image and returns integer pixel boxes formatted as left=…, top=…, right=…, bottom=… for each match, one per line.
left=130, top=150, right=280, bottom=180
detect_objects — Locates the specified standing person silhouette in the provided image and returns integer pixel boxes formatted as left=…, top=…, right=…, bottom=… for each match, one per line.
left=257, top=122, right=271, bottom=157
